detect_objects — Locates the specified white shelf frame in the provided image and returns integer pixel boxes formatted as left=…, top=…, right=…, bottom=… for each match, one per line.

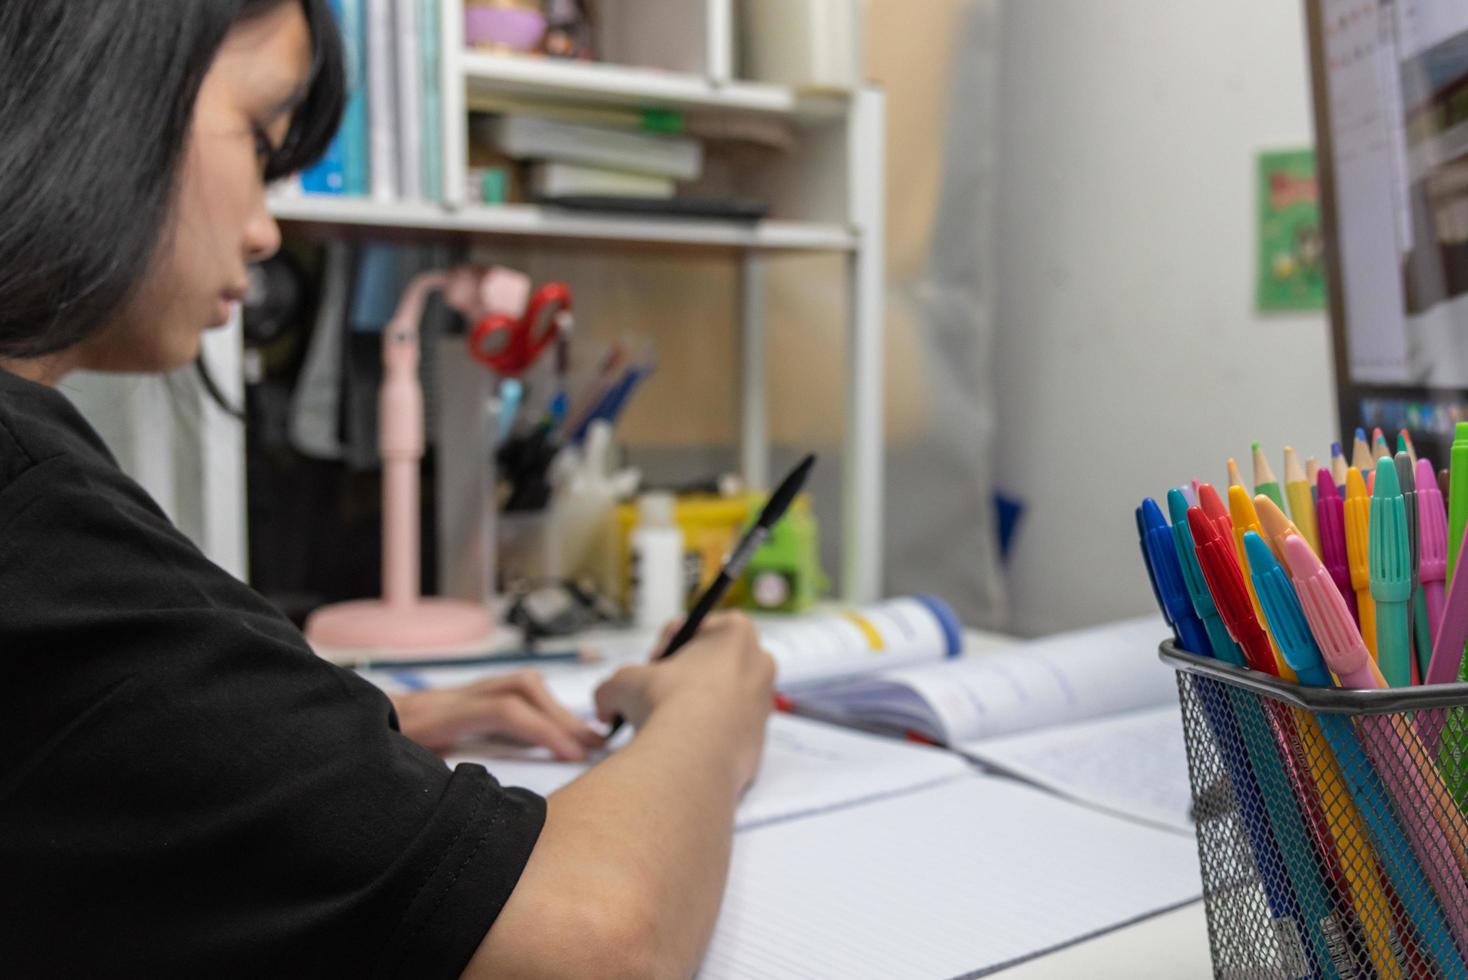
left=261, top=0, right=885, bottom=602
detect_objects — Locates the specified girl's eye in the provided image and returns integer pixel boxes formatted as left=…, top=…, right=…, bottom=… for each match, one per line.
left=252, top=126, right=274, bottom=170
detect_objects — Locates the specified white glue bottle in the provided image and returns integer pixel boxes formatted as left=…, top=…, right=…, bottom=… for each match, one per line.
left=631, top=492, right=686, bottom=630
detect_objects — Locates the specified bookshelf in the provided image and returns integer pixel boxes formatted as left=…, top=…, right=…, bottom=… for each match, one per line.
left=257, top=0, right=885, bottom=602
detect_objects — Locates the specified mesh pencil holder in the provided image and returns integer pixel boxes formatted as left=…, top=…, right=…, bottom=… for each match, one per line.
left=1160, top=640, right=1468, bottom=980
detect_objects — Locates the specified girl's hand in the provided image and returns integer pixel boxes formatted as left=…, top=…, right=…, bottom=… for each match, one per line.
left=391, top=670, right=605, bottom=759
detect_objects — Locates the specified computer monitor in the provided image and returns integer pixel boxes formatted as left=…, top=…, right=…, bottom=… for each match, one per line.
left=1306, top=0, right=1468, bottom=460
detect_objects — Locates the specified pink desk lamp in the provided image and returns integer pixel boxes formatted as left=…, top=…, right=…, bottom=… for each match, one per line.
left=305, top=266, right=531, bottom=658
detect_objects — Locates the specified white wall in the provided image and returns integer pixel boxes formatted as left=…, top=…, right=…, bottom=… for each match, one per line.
left=994, top=0, right=1339, bottom=635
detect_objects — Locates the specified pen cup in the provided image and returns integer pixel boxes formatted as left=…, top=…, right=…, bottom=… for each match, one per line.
left=1161, top=640, right=1468, bottom=980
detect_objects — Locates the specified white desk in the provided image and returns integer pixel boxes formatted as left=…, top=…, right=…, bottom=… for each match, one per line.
left=993, top=903, right=1211, bottom=978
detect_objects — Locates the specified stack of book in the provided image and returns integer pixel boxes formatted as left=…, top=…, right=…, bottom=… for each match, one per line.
left=296, top=0, right=445, bottom=202
left=468, top=110, right=702, bottom=206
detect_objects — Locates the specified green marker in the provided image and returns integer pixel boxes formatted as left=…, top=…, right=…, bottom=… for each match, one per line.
left=1250, top=442, right=1285, bottom=512
left=1370, top=456, right=1413, bottom=687
left=1450, top=422, right=1468, bottom=582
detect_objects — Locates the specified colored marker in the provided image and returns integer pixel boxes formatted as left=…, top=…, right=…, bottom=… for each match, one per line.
left=1189, top=508, right=1277, bottom=674
left=1198, top=482, right=1232, bottom=532
left=1370, top=457, right=1413, bottom=687
left=1285, top=534, right=1389, bottom=691
left=1283, top=446, right=1322, bottom=555
left=1252, top=442, right=1286, bottom=511
left=1140, top=499, right=1211, bottom=656
left=1344, top=467, right=1379, bottom=660
left=1400, top=428, right=1418, bottom=468
left=1451, top=422, right=1468, bottom=582
left=1286, top=538, right=1466, bottom=977
left=1330, top=441, right=1349, bottom=494
left=1253, top=532, right=1416, bottom=979
left=1226, top=457, right=1244, bottom=489
left=1167, top=489, right=1244, bottom=666
left=1352, top=428, right=1373, bottom=472
left=1397, top=452, right=1430, bottom=682
left=1253, top=493, right=1303, bottom=563
left=1136, top=506, right=1175, bottom=644
left=1420, top=457, right=1449, bottom=645
left=1229, top=486, right=1297, bottom=680
left=1314, top=468, right=1359, bottom=622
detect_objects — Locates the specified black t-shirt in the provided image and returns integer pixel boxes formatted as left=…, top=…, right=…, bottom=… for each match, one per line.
left=0, top=368, right=545, bottom=978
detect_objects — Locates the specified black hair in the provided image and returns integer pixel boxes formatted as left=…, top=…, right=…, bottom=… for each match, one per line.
left=0, top=0, right=344, bottom=358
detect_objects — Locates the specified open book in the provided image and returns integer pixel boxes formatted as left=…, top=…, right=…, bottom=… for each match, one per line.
left=780, top=614, right=1191, bottom=831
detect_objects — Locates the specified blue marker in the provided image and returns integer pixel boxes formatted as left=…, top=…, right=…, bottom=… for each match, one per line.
left=1137, top=505, right=1178, bottom=646
left=1167, top=489, right=1245, bottom=667
left=1246, top=533, right=1334, bottom=688
left=1141, top=498, right=1212, bottom=656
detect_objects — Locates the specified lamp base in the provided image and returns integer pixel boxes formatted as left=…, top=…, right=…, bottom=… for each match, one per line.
left=304, top=598, right=496, bottom=661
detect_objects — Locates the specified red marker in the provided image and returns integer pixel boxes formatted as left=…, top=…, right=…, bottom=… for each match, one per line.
left=1197, top=482, right=1233, bottom=536
left=1187, top=507, right=1277, bottom=674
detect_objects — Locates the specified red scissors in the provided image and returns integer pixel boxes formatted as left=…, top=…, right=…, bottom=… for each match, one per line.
left=467, top=282, right=573, bottom=376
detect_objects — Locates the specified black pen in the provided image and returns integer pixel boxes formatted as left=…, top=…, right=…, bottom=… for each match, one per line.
left=606, top=453, right=816, bottom=738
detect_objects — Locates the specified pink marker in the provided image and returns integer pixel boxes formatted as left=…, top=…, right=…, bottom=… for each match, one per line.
left=1285, top=535, right=1384, bottom=689
left=1314, top=468, right=1358, bottom=622
left=1284, top=535, right=1468, bottom=945
left=1418, top=457, right=1449, bottom=643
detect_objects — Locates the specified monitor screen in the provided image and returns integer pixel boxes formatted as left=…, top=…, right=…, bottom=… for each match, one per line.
left=1308, top=0, right=1468, bottom=456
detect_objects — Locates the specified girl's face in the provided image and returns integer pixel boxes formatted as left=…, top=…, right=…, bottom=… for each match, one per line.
left=77, top=3, right=312, bottom=375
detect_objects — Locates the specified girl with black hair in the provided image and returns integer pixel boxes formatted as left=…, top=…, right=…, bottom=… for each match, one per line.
left=0, top=3, right=773, bottom=977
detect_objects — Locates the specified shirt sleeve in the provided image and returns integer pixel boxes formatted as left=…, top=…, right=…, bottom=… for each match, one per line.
left=0, top=455, right=545, bottom=980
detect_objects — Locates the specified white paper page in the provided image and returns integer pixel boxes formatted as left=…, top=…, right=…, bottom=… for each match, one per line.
left=698, top=776, right=1203, bottom=980
left=446, top=713, right=972, bottom=831
left=960, top=705, right=1194, bottom=835
left=794, top=616, right=1174, bottom=743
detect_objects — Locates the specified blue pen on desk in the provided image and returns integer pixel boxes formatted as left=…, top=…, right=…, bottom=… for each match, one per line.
left=1167, top=489, right=1244, bottom=666
left=1138, top=515, right=1312, bottom=974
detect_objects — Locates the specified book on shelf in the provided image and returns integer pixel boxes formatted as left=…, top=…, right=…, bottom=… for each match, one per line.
left=297, top=0, right=446, bottom=203
left=418, top=0, right=443, bottom=202
left=528, top=161, right=675, bottom=199
left=364, top=0, right=398, bottom=200
left=393, top=0, right=423, bottom=199
left=476, top=113, right=703, bottom=181
left=302, top=0, right=361, bottom=194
